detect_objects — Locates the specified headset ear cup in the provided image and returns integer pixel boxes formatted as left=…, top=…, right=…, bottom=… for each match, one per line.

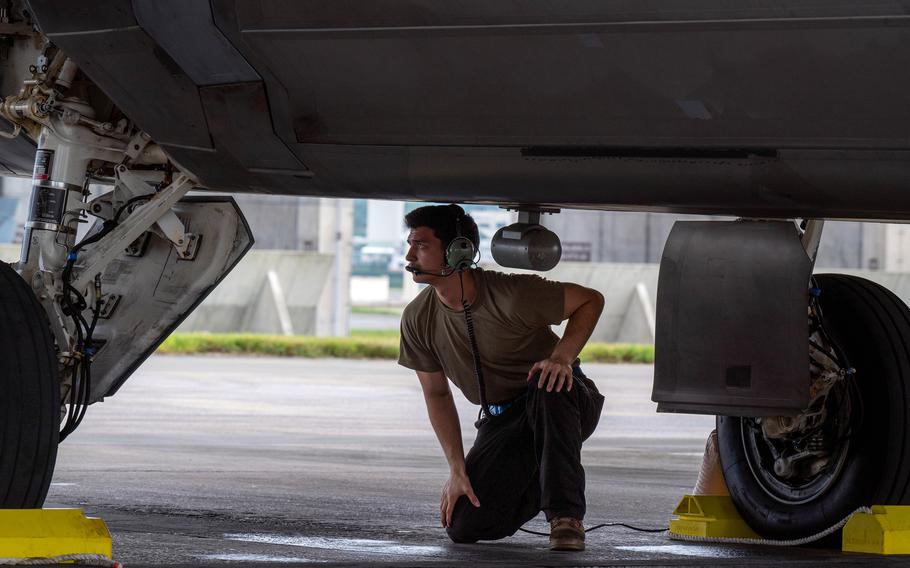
left=446, top=236, right=475, bottom=271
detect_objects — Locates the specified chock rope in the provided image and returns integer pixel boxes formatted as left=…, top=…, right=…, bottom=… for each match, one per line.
left=669, top=506, right=872, bottom=547
left=0, top=554, right=121, bottom=566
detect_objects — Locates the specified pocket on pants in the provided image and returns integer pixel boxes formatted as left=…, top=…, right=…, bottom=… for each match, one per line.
left=576, top=375, right=605, bottom=442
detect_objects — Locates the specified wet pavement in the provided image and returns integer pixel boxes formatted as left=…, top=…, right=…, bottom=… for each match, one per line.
left=45, top=357, right=905, bottom=566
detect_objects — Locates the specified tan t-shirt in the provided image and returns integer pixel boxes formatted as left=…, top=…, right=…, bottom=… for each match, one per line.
left=398, top=269, right=564, bottom=404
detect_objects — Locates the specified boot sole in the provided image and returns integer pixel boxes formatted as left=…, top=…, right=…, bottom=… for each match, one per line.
left=549, top=540, right=585, bottom=552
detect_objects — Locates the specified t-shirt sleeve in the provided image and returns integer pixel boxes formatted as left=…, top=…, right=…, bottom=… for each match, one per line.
left=397, top=305, right=443, bottom=372
left=509, top=274, right=565, bottom=329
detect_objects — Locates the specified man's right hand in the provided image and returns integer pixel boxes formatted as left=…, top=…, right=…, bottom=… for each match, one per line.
left=441, top=470, right=480, bottom=528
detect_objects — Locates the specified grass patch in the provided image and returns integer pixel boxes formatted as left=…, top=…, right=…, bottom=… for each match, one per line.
left=351, top=306, right=404, bottom=316
left=351, top=328, right=400, bottom=339
left=159, top=332, right=398, bottom=359
left=159, top=332, right=653, bottom=363
left=580, top=343, right=654, bottom=364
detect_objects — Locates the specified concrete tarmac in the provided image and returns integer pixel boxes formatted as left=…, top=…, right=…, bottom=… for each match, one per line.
left=46, top=356, right=902, bottom=566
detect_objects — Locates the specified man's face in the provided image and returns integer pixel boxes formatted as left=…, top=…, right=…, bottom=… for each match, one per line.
left=405, top=226, right=447, bottom=283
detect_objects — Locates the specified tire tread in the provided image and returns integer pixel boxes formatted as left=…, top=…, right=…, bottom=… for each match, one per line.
left=0, top=261, right=58, bottom=509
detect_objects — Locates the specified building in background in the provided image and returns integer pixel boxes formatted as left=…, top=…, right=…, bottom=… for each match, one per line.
left=0, top=177, right=30, bottom=244
left=542, top=210, right=887, bottom=270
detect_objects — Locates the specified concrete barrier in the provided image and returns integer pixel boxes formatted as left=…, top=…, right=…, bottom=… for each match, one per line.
left=179, top=250, right=336, bottom=335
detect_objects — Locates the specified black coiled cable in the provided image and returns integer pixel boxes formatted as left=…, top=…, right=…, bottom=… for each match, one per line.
left=518, top=522, right=668, bottom=536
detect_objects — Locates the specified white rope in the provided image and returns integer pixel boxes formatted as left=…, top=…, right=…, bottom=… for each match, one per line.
left=669, top=506, right=872, bottom=547
left=0, top=554, right=121, bottom=566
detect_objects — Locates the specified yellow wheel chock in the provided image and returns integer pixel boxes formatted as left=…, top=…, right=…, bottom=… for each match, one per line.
left=0, top=509, right=112, bottom=561
left=668, top=495, right=760, bottom=540
left=670, top=495, right=910, bottom=555
left=843, top=506, right=910, bottom=555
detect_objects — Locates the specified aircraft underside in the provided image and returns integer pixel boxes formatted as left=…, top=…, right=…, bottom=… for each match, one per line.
left=0, top=0, right=909, bottom=544
left=0, top=1, right=909, bottom=218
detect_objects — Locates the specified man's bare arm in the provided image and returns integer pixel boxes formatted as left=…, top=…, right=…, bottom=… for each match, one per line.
left=551, top=283, right=605, bottom=365
left=416, top=370, right=480, bottom=527
left=417, top=370, right=467, bottom=475
left=528, top=283, right=605, bottom=392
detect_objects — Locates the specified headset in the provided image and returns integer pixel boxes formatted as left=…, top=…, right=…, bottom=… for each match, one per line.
left=445, top=208, right=477, bottom=273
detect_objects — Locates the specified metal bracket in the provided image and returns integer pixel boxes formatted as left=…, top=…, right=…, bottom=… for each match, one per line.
left=97, top=295, right=120, bottom=319
left=152, top=210, right=198, bottom=259
left=124, top=131, right=152, bottom=162
left=498, top=205, right=561, bottom=225
left=114, top=164, right=154, bottom=200
left=85, top=197, right=113, bottom=220
left=110, top=165, right=198, bottom=258
left=70, top=173, right=194, bottom=292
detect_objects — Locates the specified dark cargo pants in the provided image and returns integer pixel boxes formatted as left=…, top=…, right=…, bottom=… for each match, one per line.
left=446, top=366, right=604, bottom=543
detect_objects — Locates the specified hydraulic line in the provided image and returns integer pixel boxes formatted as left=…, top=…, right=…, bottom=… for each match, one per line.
left=58, top=195, right=150, bottom=441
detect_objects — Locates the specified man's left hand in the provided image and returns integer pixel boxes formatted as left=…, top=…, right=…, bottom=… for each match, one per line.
left=528, top=358, right=574, bottom=392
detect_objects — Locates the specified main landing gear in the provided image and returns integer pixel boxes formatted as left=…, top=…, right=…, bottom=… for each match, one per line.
left=720, top=274, right=910, bottom=540
left=653, top=219, right=910, bottom=541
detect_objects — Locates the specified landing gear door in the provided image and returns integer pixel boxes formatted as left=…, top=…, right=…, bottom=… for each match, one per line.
left=652, top=221, right=811, bottom=416
left=89, top=196, right=254, bottom=400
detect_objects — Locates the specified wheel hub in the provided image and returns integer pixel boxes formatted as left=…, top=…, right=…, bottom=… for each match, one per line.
left=740, top=298, right=857, bottom=505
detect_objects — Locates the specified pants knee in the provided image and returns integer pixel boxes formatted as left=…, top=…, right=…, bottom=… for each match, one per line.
left=447, top=499, right=510, bottom=543
left=446, top=523, right=478, bottom=544
left=527, top=379, right=573, bottom=404
left=446, top=498, right=479, bottom=543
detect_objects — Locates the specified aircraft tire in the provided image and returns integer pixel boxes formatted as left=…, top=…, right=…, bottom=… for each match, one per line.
left=0, top=261, right=59, bottom=508
left=718, top=274, right=910, bottom=541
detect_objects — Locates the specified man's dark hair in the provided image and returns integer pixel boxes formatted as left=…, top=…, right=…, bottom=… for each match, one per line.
left=404, top=204, right=480, bottom=252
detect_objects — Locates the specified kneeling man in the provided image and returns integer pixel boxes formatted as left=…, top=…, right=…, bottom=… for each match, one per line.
left=398, top=204, right=605, bottom=551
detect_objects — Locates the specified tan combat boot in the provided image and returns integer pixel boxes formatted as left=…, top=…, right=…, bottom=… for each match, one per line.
left=549, top=517, right=585, bottom=551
